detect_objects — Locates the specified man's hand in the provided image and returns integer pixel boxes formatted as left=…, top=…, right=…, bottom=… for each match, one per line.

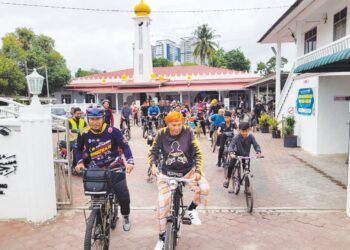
left=257, top=153, right=264, bottom=158
left=194, top=171, right=201, bottom=181
left=75, top=162, right=85, bottom=173
left=126, top=164, right=134, bottom=174
left=229, top=152, right=236, bottom=159
left=151, top=164, right=159, bottom=176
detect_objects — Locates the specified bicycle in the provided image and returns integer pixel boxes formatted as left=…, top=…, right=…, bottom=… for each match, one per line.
left=211, top=128, right=218, bottom=153
left=82, top=160, right=125, bottom=250
left=228, top=155, right=262, bottom=213
left=156, top=174, right=195, bottom=250
left=121, top=120, right=131, bottom=140
left=221, top=132, right=234, bottom=169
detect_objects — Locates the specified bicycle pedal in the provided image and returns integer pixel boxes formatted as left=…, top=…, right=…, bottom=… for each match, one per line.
left=182, top=217, right=191, bottom=225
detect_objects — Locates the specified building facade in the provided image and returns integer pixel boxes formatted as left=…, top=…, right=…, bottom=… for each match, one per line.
left=152, top=39, right=181, bottom=63
left=179, top=37, right=200, bottom=64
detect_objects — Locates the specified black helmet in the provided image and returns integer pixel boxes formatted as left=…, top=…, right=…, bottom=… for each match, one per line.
left=224, top=111, right=232, bottom=117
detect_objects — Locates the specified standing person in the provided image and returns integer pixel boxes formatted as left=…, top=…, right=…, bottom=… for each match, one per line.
left=102, top=99, right=114, bottom=127
left=75, top=104, right=135, bottom=232
left=196, top=107, right=207, bottom=136
left=68, top=107, right=87, bottom=171
left=120, top=102, right=132, bottom=130
left=141, top=101, right=149, bottom=126
left=148, top=100, right=160, bottom=129
left=148, top=111, right=210, bottom=250
left=131, top=102, right=139, bottom=126
left=254, top=100, right=265, bottom=131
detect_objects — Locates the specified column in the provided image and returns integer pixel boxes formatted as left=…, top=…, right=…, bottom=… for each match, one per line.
left=96, top=94, right=100, bottom=104
left=266, top=84, right=269, bottom=112
left=250, top=90, right=254, bottom=112
left=180, top=92, right=183, bottom=103
left=115, top=93, right=119, bottom=114
left=257, top=86, right=260, bottom=101
left=219, top=91, right=221, bottom=102
left=275, top=42, right=281, bottom=115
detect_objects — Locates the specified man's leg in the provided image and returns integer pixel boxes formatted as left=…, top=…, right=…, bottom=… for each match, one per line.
left=155, top=179, right=171, bottom=247
left=217, top=136, right=226, bottom=167
left=120, top=118, right=124, bottom=130
left=113, top=178, right=131, bottom=231
left=200, top=120, right=206, bottom=136
left=224, top=158, right=237, bottom=188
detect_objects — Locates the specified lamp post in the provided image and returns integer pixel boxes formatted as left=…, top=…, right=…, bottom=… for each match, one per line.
left=25, top=68, right=45, bottom=106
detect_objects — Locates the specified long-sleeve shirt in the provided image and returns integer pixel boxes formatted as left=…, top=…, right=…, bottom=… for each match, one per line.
left=228, top=134, right=261, bottom=156
left=148, top=106, right=160, bottom=116
left=210, top=114, right=225, bottom=127
left=104, top=108, right=114, bottom=127
left=76, top=124, right=133, bottom=168
left=148, top=126, right=203, bottom=177
left=121, top=107, right=132, bottom=119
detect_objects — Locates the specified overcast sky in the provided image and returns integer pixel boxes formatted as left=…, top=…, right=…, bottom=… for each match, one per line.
left=0, top=0, right=297, bottom=74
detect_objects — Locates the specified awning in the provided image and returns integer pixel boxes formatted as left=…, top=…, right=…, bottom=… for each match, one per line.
left=294, top=48, right=350, bottom=73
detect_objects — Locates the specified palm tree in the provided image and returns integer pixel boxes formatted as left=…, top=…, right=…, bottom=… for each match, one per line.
left=193, top=24, right=219, bottom=65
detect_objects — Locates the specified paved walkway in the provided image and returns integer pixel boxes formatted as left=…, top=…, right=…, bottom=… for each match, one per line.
left=1, top=120, right=350, bottom=249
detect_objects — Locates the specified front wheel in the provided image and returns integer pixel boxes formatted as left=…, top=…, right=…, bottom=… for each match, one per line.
left=84, top=209, right=109, bottom=250
left=164, top=221, right=176, bottom=250
left=244, top=174, right=254, bottom=213
left=232, top=165, right=241, bottom=195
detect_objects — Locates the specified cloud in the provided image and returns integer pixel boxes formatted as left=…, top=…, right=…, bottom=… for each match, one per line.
left=0, top=0, right=296, bottom=73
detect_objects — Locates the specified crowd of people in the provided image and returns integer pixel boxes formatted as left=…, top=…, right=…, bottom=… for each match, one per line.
left=64, top=97, right=264, bottom=250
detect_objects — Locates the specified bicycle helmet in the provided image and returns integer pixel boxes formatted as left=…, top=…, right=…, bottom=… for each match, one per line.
left=86, top=104, right=104, bottom=118
left=101, top=99, right=110, bottom=105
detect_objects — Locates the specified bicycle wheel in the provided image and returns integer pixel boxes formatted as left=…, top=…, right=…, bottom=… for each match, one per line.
left=111, top=195, right=119, bottom=230
left=244, top=174, right=254, bottom=213
left=212, top=132, right=217, bottom=153
left=142, top=126, right=148, bottom=139
left=84, top=209, right=110, bottom=250
left=164, top=222, right=176, bottom=250
left=232, top=166, right=241, bottom=195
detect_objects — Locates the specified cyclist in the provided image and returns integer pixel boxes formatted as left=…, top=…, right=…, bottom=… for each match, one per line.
left=208, top=108, right=225, bottom=141
left=75, top=105, right=135, bottom=231
left=120, top=102, right=132, bottom=131
left=148, top=100, right=160, bottom=130
left=224, top=122, right=262, bottom=188
left=68, top=107, right=87, bottom=171
left=216, top=111, right=237, bottom=167
left=102, top=99, right=114, bottom=127
left=148, top=111, right=210, bottom=250
left=208, top=99, right=220, bottom=115
left=141, top=101, right=149, bottom=126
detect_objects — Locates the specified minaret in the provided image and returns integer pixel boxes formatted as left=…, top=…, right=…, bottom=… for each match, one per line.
left=133, top=0, right=152, bottom=83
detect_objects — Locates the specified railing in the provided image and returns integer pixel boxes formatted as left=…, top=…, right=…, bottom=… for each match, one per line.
left=276, top=63, right=296, bottom=120
left=297, top=35, right=350, bottom=66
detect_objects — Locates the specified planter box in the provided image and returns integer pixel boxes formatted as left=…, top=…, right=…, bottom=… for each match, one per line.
left=272, top=129, right=281, bottom=139
left=260, top=125, right=269, bottom=133
left=284, top=135, right=297, bottom=147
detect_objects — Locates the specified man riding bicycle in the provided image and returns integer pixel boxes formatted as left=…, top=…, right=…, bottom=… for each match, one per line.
left=208, top=108, right=225, bottom=141
left=216, top=111, right=237, bottom=168
left=120, top=102, right=132, bottom=131
left=75, top=104, right=135, bottom=231
left=225, top=122, right=262, bottom=188
left=148, top=111, right=210, bottom=250
left=148, top=100, right=160, bottom=130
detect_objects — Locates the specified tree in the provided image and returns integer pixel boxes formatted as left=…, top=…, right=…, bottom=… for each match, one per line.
left=224, top=48, right=251, bottom=72
left=256, top=56, right=288, bottom=76
left=152, top=58, right=173, bottom=67
left=75, top=68, right=102, bottom=78
left=181, top=62, right=198, bottom=66
left=0, top=54, right=26, bottom=96
left=0, top=27, right=71, bottom=95
left=193, top=24, right=219, bottom=65
left=208, top=48, right=226, bottom=68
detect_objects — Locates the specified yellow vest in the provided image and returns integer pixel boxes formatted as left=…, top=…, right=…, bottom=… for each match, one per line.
left=68, top=118, right=85, bottom=142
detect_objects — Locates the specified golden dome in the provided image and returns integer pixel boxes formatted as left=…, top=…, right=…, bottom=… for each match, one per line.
left=134, top=0, right=151, bottom=17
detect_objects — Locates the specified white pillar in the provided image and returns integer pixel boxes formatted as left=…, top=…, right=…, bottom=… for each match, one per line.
left=250, top=90, right=254, bottom=112
left=219, top=91, right=221, bottom=102
left=266, top=84, right=269, bottom=112
left=257, top=86, right=260, bottom=101
left=19, top=103, right=57, bottom=222
left=180, top=92, right=183, bottom=103
left=275, top=42, right=281, bottom=115
left=96, top=94, right=99, bottom=104
left=115, top=93, right=119, bottom=114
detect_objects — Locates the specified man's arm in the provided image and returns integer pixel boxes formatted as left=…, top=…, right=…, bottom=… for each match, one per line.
left=115, top=129, right=133, bottom=163
left=75, top=133, right=85, bottom=165
left=147, top=131, right=162, bottom=166
left=110, top=111, right=114, bottom=127
left=228, top=135, right=237, bottom=152
left=190, top=130, right=203, bottom=175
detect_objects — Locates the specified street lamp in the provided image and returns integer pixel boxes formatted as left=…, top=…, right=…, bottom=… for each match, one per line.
left=26, top=68, right=44, bottom=106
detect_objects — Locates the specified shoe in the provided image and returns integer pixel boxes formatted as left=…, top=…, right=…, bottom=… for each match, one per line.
left=123, top=216, right=131, bottom=231
left=154, top=239, right=164, bottom=250
left=185, top=209, right=202, bottom=225
left=207, top=137, right=212, bottom=141
left=216, top=162, right=221, bottom=168
left=223, top=180, right=229, bottom=188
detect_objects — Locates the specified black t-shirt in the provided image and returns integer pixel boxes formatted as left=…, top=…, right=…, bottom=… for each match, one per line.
left=141, top=106, right=149, bottom=116
left=220, top=121, right=237, bottom=133
left=104, top=109, right=113, bottom=125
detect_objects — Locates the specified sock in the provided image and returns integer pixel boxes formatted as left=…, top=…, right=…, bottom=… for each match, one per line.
left=188, top=201, right=198, bottom=211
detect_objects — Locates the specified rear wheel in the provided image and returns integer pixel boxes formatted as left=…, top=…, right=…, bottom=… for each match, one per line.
left=164, top=222, right=175, bottom=250
left=84, top=209, right=110, bottom=250
left=244, top=175, right=254, bottom=213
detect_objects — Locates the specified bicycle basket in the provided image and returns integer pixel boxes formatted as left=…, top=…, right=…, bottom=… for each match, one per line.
left=83, top=168, right=111, bottom=195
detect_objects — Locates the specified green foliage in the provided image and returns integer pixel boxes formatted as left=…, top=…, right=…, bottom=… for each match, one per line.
left=152, top=58, right=173, bottom=67
left=0, top=27, right=71, bottom=96
left=208, top=48, right=226, bottom=68
left=181, top=62, right=198, bottom=66
left=75, top=68, right=102, bottom=78
left=224, top=48, right=251, bottom=72
left=193, top=24, right=219, bottom=65
left=256, top=56, right=288, bottom=76
left=0, top=54, right=25, bottom=96
left=258, top=113, right=271, bottom=126
left=268, top=117, right=279, bottom=129
left=283, top=116, right=296, bottom=136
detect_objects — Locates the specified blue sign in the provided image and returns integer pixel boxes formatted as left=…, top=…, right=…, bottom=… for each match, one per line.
left=296, top=88, right=314, bottom=116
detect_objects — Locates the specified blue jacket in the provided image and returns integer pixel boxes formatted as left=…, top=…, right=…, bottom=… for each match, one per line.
left=121, top=107, right=132, bottom=119
left=210, top=114, right=225, bottom=127
left=148, top=106, right=160, bottom=116
left=76, top=124, right=133, bottom=168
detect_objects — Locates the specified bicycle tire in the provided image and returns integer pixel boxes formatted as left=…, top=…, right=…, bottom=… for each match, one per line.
left=84, top=209, right=109, bottom=250
left=164, top=222, right=175, bottom=250
left=244, top=174, right=254, bottom=213
left=111, top=196, right=119, bottom=230
left=232, top=166, right=241, bottom=195
left=143, top=127, right=148, bottom=139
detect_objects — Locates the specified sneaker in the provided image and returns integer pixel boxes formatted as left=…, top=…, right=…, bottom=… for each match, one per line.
left=216, top=162, right=221, bottom=168
left=223, top=180, right=229, bottom=188
left=207, top=137, right=212, bottom=141
left=123, top=216, right=131, bottom=232
left=185, top=209, right=202, bottom=225
left=154, top=239, right=164, bottom=250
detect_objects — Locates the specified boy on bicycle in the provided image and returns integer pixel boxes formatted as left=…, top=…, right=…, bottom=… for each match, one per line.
left=224, top=122, right=262, bottom=188
left=75, top=104, right=135, bottom=231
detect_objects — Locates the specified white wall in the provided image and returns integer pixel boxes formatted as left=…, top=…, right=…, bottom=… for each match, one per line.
left=317, top=75, right=350, bottom=154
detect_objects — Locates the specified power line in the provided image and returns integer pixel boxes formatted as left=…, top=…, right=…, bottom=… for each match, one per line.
left=0, top=2, right=290, bottom=14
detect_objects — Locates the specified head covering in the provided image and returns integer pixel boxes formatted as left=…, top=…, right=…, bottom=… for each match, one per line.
left=102, top=99, right=110, bottom=105
left=211, top=99, right=218, bottom=105
left=165, top=111, right=185, bottom=124
left=86, top=104, right=104, bottom=118
left=224, top=111, right=232, bottom=117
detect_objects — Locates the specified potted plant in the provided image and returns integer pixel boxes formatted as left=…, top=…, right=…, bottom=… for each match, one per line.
left=268, top=117, right=281, bottom=138
left=283, top=116, right=297, bottom=147
left=258, top=113, right=270, bottom=133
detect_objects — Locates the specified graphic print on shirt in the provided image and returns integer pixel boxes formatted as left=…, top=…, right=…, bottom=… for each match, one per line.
left=165, top=141, right=188, bottom=166
left=89, top=140, right=112, bottom=160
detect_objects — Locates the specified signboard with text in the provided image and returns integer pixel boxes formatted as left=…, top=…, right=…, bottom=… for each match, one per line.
left=296, top=88, right=314, bottom=116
